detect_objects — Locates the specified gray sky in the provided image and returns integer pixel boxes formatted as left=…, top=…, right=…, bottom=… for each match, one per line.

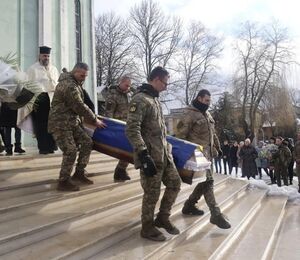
left=94, top=0, right=300, bottom=103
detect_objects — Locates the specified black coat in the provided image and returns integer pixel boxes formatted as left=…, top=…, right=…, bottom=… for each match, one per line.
left=229, top=146, right=238, bottom=167
left=239, top=145, right=258, bottom=178
left=0, top=103, right=17, bottom=127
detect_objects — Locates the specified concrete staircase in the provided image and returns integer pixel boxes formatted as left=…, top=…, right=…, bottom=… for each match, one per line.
left=0, top=150, right=299, bottom=260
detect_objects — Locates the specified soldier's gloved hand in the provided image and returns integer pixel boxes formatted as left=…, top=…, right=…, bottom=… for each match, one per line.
left=138, top=149, right=157, bottom=177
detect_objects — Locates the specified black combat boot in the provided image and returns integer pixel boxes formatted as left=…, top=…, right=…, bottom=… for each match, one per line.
left=0, top=142, right=4, bottom=153
left=72, top=169, right=94, bottom=185
left=141, top=222, right=166, bottom=241
left=210, top=213, right=231, bottom=229
left=182, top=200, right=205, bottom=216
left=57, top=178, right=80, bottom=191
left=154, top=214, right=180, bottom=235
left=14, top=143, right=26, bottom=154
left=114, top=167, right=131, bottom=182
left=5, top=145, right=13, bottom=156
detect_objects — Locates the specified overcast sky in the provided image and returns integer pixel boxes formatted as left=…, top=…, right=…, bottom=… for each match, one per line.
left=94, top=0, right=300, bottom=92
left=94, top=0, right=300, bottom=36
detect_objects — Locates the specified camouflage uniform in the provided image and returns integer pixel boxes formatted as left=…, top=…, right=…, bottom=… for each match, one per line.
left=272, top=144, right=292, bottom=186
left=48, top=72, right=97, bottom=181
left=105, top=86, right=130, bottom=171
left=294, top=140, right=300, bottom=191
left=125, top=84, right=181, bottom=232
left=176, top=105, right=224, bottom=217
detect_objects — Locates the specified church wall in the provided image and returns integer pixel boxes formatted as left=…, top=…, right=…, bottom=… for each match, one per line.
left=0, top=0, right=96, bottom=147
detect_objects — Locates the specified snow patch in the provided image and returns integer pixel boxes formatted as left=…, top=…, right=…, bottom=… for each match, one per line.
left=248, top=178, right=300, bottom=203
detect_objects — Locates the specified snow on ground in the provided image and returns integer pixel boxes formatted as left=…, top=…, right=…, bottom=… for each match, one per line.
left=219, top=166, right=300, bottom=204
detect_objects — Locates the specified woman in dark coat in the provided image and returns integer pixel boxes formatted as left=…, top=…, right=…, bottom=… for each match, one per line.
left=0, top=103, right=25, bottom=155
left=239, top=138, right=258, bottom=179
left=229, top=141, right=239, bottom=176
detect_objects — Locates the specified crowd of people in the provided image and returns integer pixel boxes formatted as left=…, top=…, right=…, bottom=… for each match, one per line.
left=1, top=46, right=300, bottom=242
left=215, top=136, right=300, bottom=189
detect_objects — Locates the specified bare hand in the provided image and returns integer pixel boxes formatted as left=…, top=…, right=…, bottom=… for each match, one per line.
left=94, top=118, right=106, bottom=129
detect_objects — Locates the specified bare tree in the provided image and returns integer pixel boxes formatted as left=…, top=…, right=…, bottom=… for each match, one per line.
left=261, top=82, right=296, bottom=137
left=95, top=12, right=133, bottom=86
left=129, top=0, right=182, bottom=80
left=173, top=21, right=223, bottom=105
left=233, top=20, right=295, bottom=139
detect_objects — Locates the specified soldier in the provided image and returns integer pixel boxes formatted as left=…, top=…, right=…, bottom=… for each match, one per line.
left=48, top=62, right=106, bottom=191
left=126, top=66, right=181, bottom=241
left=176, top=89, right=231, bottom=229
left=294, top=133, right=300, bottom=193
left=271, top=137, right=292, bottom=187
left=105, top=76, right=132, bottom=181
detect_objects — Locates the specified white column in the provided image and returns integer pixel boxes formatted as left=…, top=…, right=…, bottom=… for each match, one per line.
left=90, top=0, right=98, bottom=108
left=38, top=0, right=52, bottom=47
left=60, top=0, right=69, bottom=69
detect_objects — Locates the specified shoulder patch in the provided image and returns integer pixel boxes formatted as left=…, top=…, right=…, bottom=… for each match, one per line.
left=129, top=103, right=137, bottom=112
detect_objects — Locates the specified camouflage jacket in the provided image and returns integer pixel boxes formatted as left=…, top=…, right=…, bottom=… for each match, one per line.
left=125, top=84, right=173, bottom=169
left=105, top=85, right=129, bottom=121
left=48, top=72, right=97, bottom=132
left=176, top=105, right=220, bottom=160
left=272, top=144, right=292, bottom=168
left=294, top=140, right=300, bottom=163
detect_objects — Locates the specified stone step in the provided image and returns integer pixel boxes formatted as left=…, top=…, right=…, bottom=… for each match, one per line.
left=0, top=168, right=139, bottom=212
left=0, top=159, right=134, bottom=190
left=82, top=179, right=249, bottom=260
left=0, top=176, right=231, bottom=259
left=0, top=151, right=112, bottom=171
left=160, top=188, right=267, bottom=260
left=271, top=202, right=300, bottom=260
left=215, top=195, right=288, bottom=260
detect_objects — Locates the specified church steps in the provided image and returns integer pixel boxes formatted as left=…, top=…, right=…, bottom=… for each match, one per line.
left=1, top=152, right=296, bottom=259
left=0, top=169, right=140, bottom=213
left=0, top=152, right=112, bottom=171
left=214, top=196, right=288, bottom=260
left=0, top=176, right=231, bottom=258
left=160, top=188, right=267, bottom=260
left=269, top=203, right=300, bottom=260
left=65, top=179, right=248, bottom=260
left=0, top=160, right=133, bottom=190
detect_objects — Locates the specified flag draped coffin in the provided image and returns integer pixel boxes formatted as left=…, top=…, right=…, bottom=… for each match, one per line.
left=85, top=117, right=211, bottom=184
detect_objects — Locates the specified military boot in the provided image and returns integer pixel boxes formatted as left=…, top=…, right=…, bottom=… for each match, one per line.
left=154, top=214, right=180, bottom=235
left=14, top=143, right=26, bottom=154
left=0, top=143, right=5, bottom=153
left=72, top=169, right=94, bottom=185
left=182, top=200, right=204, bottom=216
left=210, top=213, right=231, bottom=229
left=5, top=145, right=13, bottom=156
left=114, top=167, right=131, bottom=182
left=140, top=222, right=166, bottom=241
left=57, top=178, right=80, bottom=191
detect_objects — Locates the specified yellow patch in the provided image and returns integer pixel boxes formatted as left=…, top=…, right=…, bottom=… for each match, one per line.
left=129, top=104, right=137, bottom=112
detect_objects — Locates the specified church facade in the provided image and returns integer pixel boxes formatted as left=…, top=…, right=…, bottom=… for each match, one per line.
left=0, top=0, right=96, bottom=100
left=0, top=0, right=97, bottom=146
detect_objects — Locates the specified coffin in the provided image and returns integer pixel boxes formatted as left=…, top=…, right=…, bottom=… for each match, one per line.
left=85, top=117, right=211, bottom=184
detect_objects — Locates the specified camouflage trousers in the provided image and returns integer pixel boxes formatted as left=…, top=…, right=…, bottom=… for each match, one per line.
left=52, top=125, right=93, bottom=181
left=274, top=166, right=288, bottom=186
left=140, top=156, right=181, bottom=226
left=116, top=160, right=129, bottom=170
left=187, top=169, right=221, bottom=216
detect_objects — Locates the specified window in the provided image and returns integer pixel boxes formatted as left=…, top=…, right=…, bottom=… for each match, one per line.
left=75, top=0, right=82, bottom=62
